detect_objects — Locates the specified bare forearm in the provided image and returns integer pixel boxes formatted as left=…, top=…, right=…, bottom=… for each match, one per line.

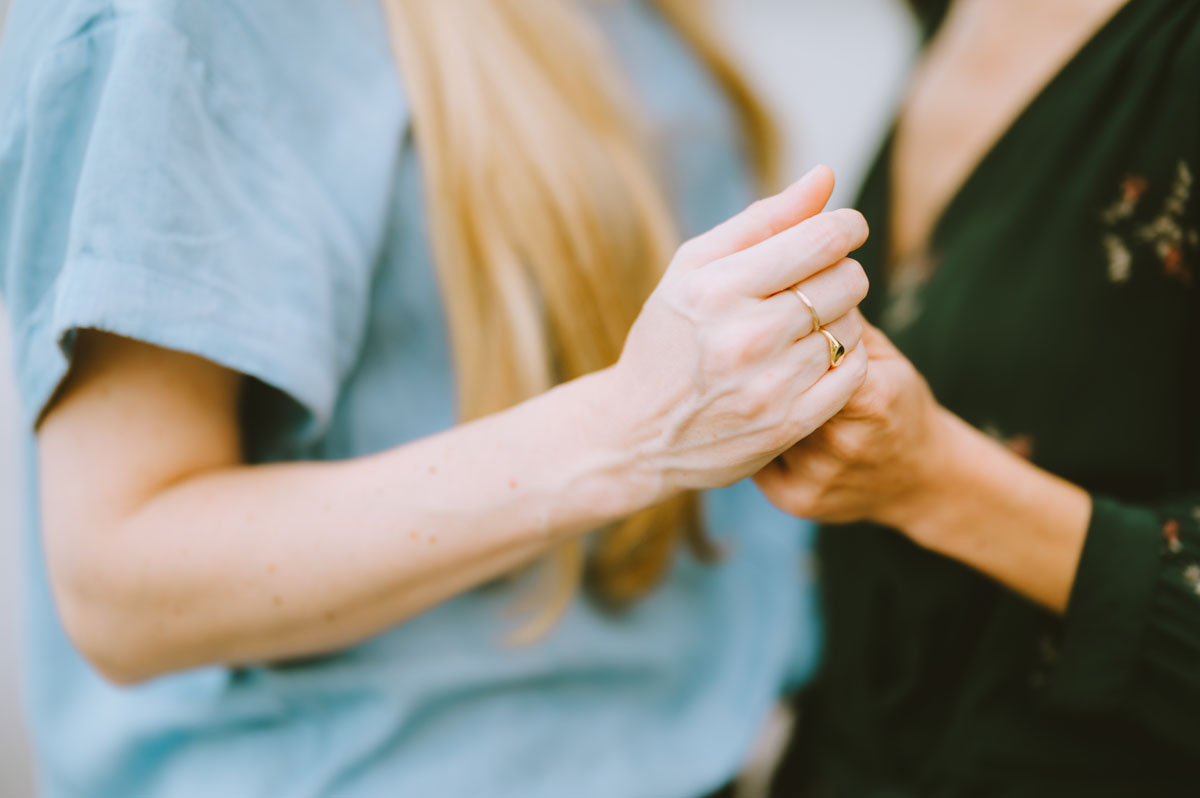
left=57, top=369, right=652, bottom=681
left=43, top=177, right=871, bottom=683
left=883, top=409, right=1091, bottom=613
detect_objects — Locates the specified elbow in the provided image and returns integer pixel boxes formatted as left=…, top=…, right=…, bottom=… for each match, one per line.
left=48, top=542, right=170, bottom=687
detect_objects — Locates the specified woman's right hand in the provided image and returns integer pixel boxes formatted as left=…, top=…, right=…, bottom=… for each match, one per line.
left=605, top=166, right=870, bottom=496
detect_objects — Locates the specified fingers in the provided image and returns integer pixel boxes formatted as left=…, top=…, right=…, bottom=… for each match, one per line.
left=674, top=165, right=835, bottom=268
left=713, top=207, right=869, bottom=298
left=748, top=338, right=869, bottom=466
left=741, top=313, right=865, bottom=427
left=755, top=258, right=870, bottom=340
left=753, top=454, right=823, bottom=516
left=787, top=343, right=870, bottom=433
left=776, top=311, right=865, bottom=389
left=818, top=311, right=865, bottom=359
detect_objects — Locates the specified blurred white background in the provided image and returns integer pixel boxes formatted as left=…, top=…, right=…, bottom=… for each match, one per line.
left=0, top=1, right=915, bottom=794
left=0, top=1, right=33, bottom=790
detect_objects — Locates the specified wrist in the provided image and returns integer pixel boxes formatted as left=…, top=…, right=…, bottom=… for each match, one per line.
left=875, top=405, right=973, bottom=545
left=562, top=367, right=671, bottom=522
left=871, top=404, right=1091, bottom=611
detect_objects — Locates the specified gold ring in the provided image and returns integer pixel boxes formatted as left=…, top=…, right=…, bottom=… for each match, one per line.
left=819, top=328, right=847, bottom=368
left=791, top=287, right=822, bottom=332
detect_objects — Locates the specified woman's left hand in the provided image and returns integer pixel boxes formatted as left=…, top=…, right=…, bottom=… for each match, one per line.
left=756, top=318, right=1093, bottom=613
left=754, top=319, right=947, bottom=528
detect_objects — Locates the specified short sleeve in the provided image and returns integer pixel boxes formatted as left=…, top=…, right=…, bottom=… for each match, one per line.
left=0, top=1, right=408, bottom=439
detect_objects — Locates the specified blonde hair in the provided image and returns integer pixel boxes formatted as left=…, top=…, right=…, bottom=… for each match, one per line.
left=383, top=0, right=778, bottom=636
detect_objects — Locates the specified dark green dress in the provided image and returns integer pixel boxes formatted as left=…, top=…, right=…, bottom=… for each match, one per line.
left=778, top=1, right=1200, bottom=795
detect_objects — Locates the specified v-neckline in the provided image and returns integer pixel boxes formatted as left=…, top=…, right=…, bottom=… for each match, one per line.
left=885, top=0, right=1141, bottom=264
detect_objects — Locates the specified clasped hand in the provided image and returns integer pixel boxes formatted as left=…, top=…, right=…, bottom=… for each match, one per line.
left=604, top=164, right=947, bottom=524
left=604, top=166, right=870, bottom=499
left=755, top=320, right=947, bottom=528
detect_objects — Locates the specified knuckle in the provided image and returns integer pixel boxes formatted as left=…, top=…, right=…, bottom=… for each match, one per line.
left=845, top=260, right=870, bottom=302
left=678, top=275, right=715, bottom=314
left=839, top=208, right=869, bottom=245
left=805, top=215, right=841, bottom=256
left=815, top=215, right=855, bottom=261
left=844, top=207, right=868, bottom=230
left=831, top=210, right=866, bottom=250
left=831, top=428, right=867, bottom=461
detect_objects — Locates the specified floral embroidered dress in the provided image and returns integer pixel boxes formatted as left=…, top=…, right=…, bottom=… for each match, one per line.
left=779, top=1, right=1200, bottom=795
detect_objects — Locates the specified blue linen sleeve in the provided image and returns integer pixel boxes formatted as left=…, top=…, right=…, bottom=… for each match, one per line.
left=0, top=3, right=404, bottom=439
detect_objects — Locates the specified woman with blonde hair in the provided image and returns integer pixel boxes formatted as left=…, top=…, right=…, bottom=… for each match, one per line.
left=0, top=0, right=869, bottom=795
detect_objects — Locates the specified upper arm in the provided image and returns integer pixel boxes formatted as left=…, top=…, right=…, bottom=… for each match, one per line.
left=0, top=3, right=403, bottom=677
left=37, top=331, right=243, bottom=613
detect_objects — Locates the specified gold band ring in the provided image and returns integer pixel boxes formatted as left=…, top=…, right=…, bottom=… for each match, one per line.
left=819, top=328, right=847, bottom=368
left=791, top=287, right=823, bottom=332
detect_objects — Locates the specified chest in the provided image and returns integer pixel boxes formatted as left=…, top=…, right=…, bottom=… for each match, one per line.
left=860, top=3, right=1200, bottom=495
left=891, top=0, right=1132, bottom=259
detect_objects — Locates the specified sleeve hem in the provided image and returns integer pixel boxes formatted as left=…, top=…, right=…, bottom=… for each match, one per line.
left=14, top=254, right=339, bottom=436
left=1045, top=495, right=1163, bottom=711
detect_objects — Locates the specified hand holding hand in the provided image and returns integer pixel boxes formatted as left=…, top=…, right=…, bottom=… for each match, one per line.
left=754, top=321, right=949, bottom=527
left=605, top=166, right=871, bottom=498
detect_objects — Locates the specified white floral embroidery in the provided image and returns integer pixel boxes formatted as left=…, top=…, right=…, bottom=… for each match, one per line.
left=1134, top=161, right=1195, bottom=283
left=1100, top=175, right=1147, bottom=225
left=1103, top=233, right=1132, bottom=283
left=1184, top=564, right=1200, bottom=595
left=1100, top=162, right=1199, bottom=285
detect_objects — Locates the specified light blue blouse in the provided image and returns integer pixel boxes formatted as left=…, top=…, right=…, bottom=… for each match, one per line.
left=0, top=1, right=820, bottom=796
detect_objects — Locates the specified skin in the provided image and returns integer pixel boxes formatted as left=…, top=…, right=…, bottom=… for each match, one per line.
left=38, top=166, right=870, bottom=685
left=755, top=0, right=1132, bottom=613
